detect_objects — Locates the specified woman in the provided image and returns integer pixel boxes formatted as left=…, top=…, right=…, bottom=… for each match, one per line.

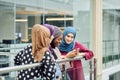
left=14, top=24, right=55, bottom=80
left=59, top=27, right=94, bottom=80
left=43, top=24, right=63, bottom=80
left=50, top=26, right=63, bottom=80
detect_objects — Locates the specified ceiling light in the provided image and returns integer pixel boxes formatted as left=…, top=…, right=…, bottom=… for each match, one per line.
left=16, top=19, right=28, bottom=22
left=46, top=17, right=74, bottom=21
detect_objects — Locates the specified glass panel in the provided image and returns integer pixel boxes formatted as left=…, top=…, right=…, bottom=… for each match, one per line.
left=0, top=1, right=16, bottom=80
left=72, top=0, right=92, bottom=77
left=109, top=71, right=120, bottom=80
left=0, top=2, right=15, bottom=44
left=103, top=9, right=120, bottom=68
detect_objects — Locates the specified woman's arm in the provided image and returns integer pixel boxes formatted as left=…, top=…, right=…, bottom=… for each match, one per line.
left=75, top=42, right=94, bottom=60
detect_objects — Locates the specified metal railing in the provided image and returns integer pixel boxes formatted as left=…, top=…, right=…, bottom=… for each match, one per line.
left=0, top=44, right=96, bottom=80
left=0, top=56, right=83, bottom=74
left=0, top=52, right=96, bottom=80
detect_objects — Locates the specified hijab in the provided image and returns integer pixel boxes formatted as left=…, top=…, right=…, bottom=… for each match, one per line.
left=59, top=27, right=76, bottom=52
left=43, top=24, right=55, bottom=52
left=50, top=26, right=63, bottom=48
left=32, top=24, right=51, bottom=62
left=43, top=24, right=55, bottom=36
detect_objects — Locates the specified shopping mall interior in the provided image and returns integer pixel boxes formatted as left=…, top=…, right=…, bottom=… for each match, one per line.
left=0, top=0, right=120, bottom=80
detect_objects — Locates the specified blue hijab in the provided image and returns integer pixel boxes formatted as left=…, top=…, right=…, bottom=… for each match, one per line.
left=59, top=27, right=76, bottom=52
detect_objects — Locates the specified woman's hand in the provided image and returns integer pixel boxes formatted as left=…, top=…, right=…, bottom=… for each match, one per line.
left=65, top=49, right=77, bottom=58
left=61, top=55, right=66, bottom=59
left=77, top=53, right=85, bottom=56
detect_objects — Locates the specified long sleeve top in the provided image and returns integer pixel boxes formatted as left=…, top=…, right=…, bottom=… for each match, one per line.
left=14, top=45, right=55, bottom=80
left=60, top=42, right=94, bottom=80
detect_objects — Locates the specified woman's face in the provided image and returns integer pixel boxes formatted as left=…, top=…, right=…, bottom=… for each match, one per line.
left=53, top=35, right=63, bottom=47
left=65, top=33, right=74, bottom=44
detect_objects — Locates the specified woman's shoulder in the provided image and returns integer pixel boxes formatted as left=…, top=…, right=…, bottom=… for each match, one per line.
left=25, top=44, right=32, bottom=49
left=75, top=41, right=82, bottom=46
left=20, top=45, right=32, bottom=57
left=44, top=50, right=51, bottom=57
left=22, top=45, right=32, bottom=53
left=74, top=41, right=85, bottom=48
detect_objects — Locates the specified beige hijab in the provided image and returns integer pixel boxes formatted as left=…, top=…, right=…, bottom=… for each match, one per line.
left=32, top=24, right=50, bottom=62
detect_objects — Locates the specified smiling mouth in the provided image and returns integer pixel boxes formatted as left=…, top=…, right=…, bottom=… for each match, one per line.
left=67, top=41, right=71, bottom=43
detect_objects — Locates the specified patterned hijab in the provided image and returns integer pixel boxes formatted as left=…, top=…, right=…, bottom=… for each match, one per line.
left=32, top=24, right=50, bottom=62
left=59, top=27, right=76, bottom=52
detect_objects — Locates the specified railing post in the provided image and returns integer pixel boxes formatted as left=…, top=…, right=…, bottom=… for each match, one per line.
left=94, top=58, right=97, bottom=80
left=90, top=60, right=92, bottom=80
left=61, top=64, right=66, bottom=80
